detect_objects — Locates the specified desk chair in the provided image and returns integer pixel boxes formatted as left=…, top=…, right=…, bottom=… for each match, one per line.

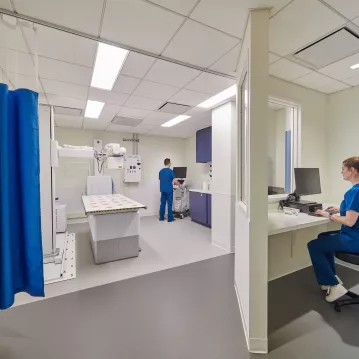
left=334, top=252, right=359, bottom=312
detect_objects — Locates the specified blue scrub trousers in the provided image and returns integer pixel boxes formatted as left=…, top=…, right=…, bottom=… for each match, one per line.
left=159, top=192, right=174, bottom=222
left=307, top=230, right=359, bottom=285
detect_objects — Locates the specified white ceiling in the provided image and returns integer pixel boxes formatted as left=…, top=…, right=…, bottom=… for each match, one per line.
left=3, top=0, right=359, bottom=136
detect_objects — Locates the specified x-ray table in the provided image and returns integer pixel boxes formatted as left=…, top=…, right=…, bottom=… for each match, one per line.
left=82, top=194, right=146, bottom=264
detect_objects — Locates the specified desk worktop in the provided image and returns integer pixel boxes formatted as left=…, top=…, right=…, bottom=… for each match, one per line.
left=268, top=210, right=330, bottom=236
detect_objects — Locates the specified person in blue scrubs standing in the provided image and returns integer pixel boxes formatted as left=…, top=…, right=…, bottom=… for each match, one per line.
left=308, top=157, right=359, bottom=302
left=159, top=158, right=181, bottom=222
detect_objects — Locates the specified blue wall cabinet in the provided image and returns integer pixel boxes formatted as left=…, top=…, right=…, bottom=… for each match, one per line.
left=196, top=127, right=212, bottom=163
left=190, top=192, right=211, bottom=228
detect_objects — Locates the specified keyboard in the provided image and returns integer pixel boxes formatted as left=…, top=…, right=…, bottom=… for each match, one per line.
left=308, top=213, right=323, bottom=217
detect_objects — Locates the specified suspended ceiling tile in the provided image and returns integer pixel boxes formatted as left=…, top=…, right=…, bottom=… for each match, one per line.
left=120, top=52, right=156, bottom=79
left=27, top=25, right=97, bottom=67
left=133, top=80, right=179, bottom=101
left=125, top=95, right=164, bottom=111
left=269, top=52, right=281, bottom=64
left=0, top=0, right=12, bottom=9
left=106, top=124, right=136, bottom=133
left=148, top=0, right=198, bottom=15
left=169, top=89, right=211, bottom=106
left=42, top=78, right=88, bottom=100
left=269, top=0, right=346, bottom=56
left=132, top=126, right=156, bottom=134
left=117, top=107, right=152, bottom=119
left=54, top=114, right=83, bottom=129
left=101, top=0, right=184, bottom=54
left=319, top=52, right=359, bottom=80
left=13, top=0, right=104, bottom=35
left=317, top=80, right=350, bottom=94
left=88, top=87, right=129, bottom=106
left=144, top=59, right=200, bottom=88
left=209, top=44, right=240, bottom=77
left=113, top=75, right=141, bottom=95
left=38, top=57, right=92, bottom=86
left=83, top=118, right=110, bottom=131
left=184, top=106, right=210, bottom=118
left=191, top=0, right=292, bottom=38
left=189, top=0, right=247, bottom=38
left=342, top=74, right=359, bottom=86
left=269, top=58, right=312, bottom=81
left=142, top=111, right=177, bottom=126
left=163, top=19, right=239, bottom=68
left=0, top=17, right=30, bottom=53
left=323, top=0, right=359, bottom=20
left=0, top=50, right=35, bottom=76
left=185, top=72, right=235, bottom=95
left=102, top=103, right=121, bottom=115
left=46, top=94, right=86, bottom=109
left=292, top=72, right=335, bottom=90
left=293, top=29, right=359, bottom=69
left=7, top=73, right=39, bottom=92
left=106, top=91, right=130, bottom=106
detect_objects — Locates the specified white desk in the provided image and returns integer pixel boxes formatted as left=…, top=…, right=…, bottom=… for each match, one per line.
left=268, top=208, right=340, bottom=280
left=268, top=211, right=330, bottom=236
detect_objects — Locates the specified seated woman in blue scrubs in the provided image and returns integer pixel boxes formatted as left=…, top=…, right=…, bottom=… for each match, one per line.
left=159, top=158, right=181, bottom=222
left=308, top=157, right=359, bottom=303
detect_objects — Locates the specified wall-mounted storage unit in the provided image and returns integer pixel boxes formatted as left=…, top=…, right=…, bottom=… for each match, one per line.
left=196, top=126, right=212, bottom=163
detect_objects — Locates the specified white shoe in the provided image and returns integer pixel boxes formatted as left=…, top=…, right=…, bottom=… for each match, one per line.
left=321, top=275, right=343, bottom=291
left=325, top=284, right=348, bottom=303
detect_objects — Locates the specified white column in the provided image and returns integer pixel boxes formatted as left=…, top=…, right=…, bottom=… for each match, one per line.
left=211, top=101, right=236, bottom=252
left=235, top=9, right=269, bottom=354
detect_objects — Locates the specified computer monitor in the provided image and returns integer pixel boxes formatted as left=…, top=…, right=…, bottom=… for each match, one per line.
left=173, top=167, right=187, bottom=179
left=294, top=168, right=321, bottom=196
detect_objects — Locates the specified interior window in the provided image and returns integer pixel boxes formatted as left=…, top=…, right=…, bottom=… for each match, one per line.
left=267, top=100, right=298, bottom=198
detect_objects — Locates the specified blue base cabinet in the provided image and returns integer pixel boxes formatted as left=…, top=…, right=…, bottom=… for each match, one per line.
left=190, top=191, right=211, bottom=228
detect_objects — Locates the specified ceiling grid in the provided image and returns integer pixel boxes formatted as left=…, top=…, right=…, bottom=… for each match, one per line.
left=3, top=0, right=359, bottom=136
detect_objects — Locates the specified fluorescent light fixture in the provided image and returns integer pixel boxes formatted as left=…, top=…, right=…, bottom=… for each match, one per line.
left=197, top=85, right=237, bottom=109
left=350, top=63, right=359, bottom=69
left=84, top=100, right=105, bottom=119
left=161, top=115, right=191, bottom=128
left=91, top=43, right=129, bottom=90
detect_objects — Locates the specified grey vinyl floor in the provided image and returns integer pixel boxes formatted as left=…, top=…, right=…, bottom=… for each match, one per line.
left=1, top=255, right=359, bottom=359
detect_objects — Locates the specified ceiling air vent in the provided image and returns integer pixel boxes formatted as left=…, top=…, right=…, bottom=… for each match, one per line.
left=112, top=116, right=143, bottom=127
left=158, top=102, right=191, bottom=114
left=53, top=106, right=82, bottom=116
left=293, top=28, right=359, bottom=68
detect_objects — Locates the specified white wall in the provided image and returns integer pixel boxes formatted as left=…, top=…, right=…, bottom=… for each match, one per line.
left=185, top=134, right=210, bottom=190
left=55, top=128, right=186, bottom=217
left=327, top=86, right=359, bottom=203
left=269, top=76, right=329, bottom=202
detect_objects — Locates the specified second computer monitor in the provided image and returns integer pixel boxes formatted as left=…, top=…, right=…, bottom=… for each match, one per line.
left=294, top=168, right=321, bottom=196
left=173, top=167, right=187, bottom=179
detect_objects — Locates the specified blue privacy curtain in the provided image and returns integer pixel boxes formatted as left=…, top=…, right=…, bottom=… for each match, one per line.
left=0, top=83, right=44, bottom=310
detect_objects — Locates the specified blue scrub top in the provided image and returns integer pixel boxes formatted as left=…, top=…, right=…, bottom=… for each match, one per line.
left=159, top=168, right=175, bottom=193
left=340, top=183, right=359, bottom=239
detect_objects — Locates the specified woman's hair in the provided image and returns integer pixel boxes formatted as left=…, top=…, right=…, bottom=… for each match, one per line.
left=343, top=157, right=359, bottom=173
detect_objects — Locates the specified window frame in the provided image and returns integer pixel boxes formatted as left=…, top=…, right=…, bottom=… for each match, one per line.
left=267, top=97, right=301, bottom=203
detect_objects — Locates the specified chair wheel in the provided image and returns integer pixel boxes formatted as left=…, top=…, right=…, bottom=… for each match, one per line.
left=335, top=304, right=341, bottom=312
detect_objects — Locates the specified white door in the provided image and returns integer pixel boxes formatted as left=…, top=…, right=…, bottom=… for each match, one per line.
left=234, top=9, right=269, bottom=354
